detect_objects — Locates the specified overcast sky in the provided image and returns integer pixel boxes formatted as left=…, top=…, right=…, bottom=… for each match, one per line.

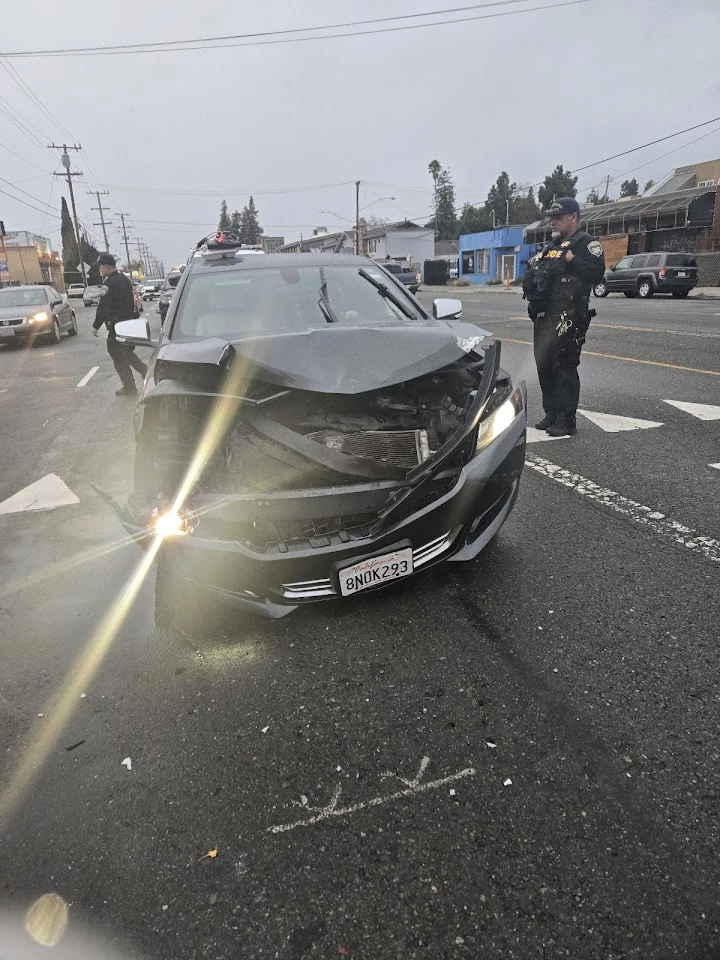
left=1, top=0, right=718, bottom=268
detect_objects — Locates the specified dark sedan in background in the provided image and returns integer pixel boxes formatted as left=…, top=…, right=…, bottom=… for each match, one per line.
left=0, top=285, right=78, bottom=345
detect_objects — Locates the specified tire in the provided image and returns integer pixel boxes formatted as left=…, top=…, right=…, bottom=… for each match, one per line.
left=47, top=317, right=62, bottom=344
left=67, top=312, right=78, bottom=336
left=637, top=279, right=654, bottom=299
left=624, top=292, right=638, bottom=298
left=154, top=556, right=208, bottom=634
left=672, top=290, right=690, bottom=299
left=593, top=281, right=609, bottom=298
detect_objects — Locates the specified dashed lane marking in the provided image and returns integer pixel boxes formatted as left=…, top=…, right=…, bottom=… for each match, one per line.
left=486, top=316, right=720, bottom=339
left=0, top=475, right=79, bottom=516
left=526, top=455, right=720, bottom=564
left=577, top=410, right=664, bottom=433
left=76, top=366, right=99, bottom=388
left=663, top=400, right=720, bottom=420
left=500, top=338, right=720, bottom=377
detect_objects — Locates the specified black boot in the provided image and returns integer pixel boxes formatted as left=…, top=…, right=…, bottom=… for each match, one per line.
left=115, top=384, right=138, bottom=397
left=534, top=413, right=556, bottom=430
left=547, top=417, right=577, bottom=437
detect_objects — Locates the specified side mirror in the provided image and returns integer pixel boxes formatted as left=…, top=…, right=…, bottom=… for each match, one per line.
left=168, top=274, right=180, bottom=287
left=432, top=297, right=463, bottom=320
left=52, top=299, right=63, bottom=307
left=114, top=317, right=154, bottom=346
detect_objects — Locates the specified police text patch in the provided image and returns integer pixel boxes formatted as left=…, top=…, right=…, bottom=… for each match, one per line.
left=587, top=240, right=604, bottom=257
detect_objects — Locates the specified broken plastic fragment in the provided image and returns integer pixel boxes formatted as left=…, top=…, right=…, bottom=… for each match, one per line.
left=336, top=765, right=342, bottom=772
left=121, top=757, right=132, bottom=770
left=449, top=789, right=456, bottom=796
left=80, top=693, right=86, bottom=699
left=486, top=740, right=497, bottom=749
left=199, top=849, right=218, bottom=860
left=503, top=778, right=512, bottom=787
left=261, top=725, right=269, bottom=734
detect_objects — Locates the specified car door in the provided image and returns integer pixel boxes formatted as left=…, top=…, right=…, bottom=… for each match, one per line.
left=628, top=255, right=648, bottom=290
left=49, top=288, right=68, bottom=329
left=609, top=256, right=633, bottom=291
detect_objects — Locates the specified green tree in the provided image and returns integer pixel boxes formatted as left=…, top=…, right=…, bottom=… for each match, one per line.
left=60, top=196, right=79, bottom=271
left=239, top=196, right=262, bottom=244
left=510, top=186, right=541, bottom=224
left=586, top=188, right=603, bottom=205
left=538, top=164, right=578, bottom=209
left=229, top=209, right=242, bottom=234
left=485, top=171, right=516, bottom=226
left=434, top=168, right=458, bottom=242
left=457, top=202, right=490, bottom=236
left=218, top=199, right=231, bottom=232
left=620, top=178, right=639, bottom=197
left=643, top=179, right=655, bottom=193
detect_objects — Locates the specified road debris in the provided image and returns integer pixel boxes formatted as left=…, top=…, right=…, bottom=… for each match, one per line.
left=121, top=757, right=132, bottom=770
left=338, top=946, right=350, bottom=956
left=199, top=848, right=218, bottom=861
left=503, top=778, right=512, bottom=787
left=300, top=795, right=308, bottom=806
left=449, top=788, right=456, bottom=796
left=261, top=725, right=269, bottom=734
left=65, top=740, right=85, bottom=752
left=486, top=740, right=497, bottom=749
left=80, top=693, right=86, bottom=699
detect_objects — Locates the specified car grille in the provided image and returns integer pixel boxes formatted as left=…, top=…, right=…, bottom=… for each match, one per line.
left=280, top=527, right=462, bottom=600
left=0, top=318, right=26, bottom=326
left=307, top=429, right=431, bottom=467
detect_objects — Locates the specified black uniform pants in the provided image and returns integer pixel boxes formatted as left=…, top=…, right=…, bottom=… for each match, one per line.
left=533, top=317, right=581, bottom=420
left=106, top=336, right=147, bottom=388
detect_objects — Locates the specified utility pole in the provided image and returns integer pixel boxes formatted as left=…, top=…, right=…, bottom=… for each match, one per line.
left=48, top=143, right=86, bottom=287
left=355, top=180, right=361, bottom=255
left=116, top=212, right=134, bottom=278
left=134, top=238, right=146, bottom=276
left=604, top=174, right=611, bottom=203
left=89, top=190, right=112, bottom=251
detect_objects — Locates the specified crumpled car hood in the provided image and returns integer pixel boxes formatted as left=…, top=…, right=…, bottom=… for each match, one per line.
left=153, top=321, right=492, bottom=394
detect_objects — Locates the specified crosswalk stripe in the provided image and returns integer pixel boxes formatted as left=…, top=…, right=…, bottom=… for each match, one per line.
left=663, top=400, right=720, bottom=420
left=526, top=427, right=572, bottom=444
left=577, top=410, right=664, bottom=433
left=0, top=475, right=79, bottom=516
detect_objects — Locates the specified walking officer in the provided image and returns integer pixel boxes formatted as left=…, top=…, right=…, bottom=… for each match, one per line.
left=92, top=253, right=147, bottom=396
left=522, top=197, right=605, bottom=436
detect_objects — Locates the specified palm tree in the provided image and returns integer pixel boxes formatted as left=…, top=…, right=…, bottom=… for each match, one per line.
left=428, top=160, right=442, bottom=235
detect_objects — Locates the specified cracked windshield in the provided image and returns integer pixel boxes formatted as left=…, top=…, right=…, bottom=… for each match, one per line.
left=1, top=1, right=720, bottom=958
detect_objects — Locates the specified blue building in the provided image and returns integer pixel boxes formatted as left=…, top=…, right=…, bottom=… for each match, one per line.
left=458, top=226, right=536, bottom=285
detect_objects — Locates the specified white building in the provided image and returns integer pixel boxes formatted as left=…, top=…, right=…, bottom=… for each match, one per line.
left=363, top=221, right=434, bottom=266
left=2, top=231, right=53, bottom=254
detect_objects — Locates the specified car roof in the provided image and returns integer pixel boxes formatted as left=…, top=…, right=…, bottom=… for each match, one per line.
left=4, top=284, right=51, bottom=291
left=189, top=252, right=374, bottom=276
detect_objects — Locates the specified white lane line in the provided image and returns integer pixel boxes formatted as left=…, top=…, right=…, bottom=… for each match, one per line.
left=577, top=410, right=664, bottom=433
left=76, top=366, right=99, bottom=388
left=710, top=464, right=720, bottom=471
left=0, top=474, right=79, bottom=516
left=526, top=455, right=720, bottom=564
left=663, top=399, right=720, bottom=421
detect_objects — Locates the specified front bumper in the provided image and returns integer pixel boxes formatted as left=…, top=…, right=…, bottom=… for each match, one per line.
left=114, top=404, right=526, bottom=618
left=0, top=316, right=55, bottom=340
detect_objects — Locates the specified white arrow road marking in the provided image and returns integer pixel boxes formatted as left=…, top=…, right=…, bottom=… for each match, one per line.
left=710, top=464, right=720, bottom=471
left=527, top=456, right=720, bottom=564
left=0, top=474, right=79, bottom=516
left=663, top=400, right=720, bottom=421
left=526, top=427, right=572, bottom=444
left=76, top=366, right=99, bottom=388
left=577, top=410, right=664, bottom=433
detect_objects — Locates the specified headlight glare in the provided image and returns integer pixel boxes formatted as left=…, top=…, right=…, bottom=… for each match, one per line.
left=476, top=387, right=523, bottom=452
left=29, top=311, right=49, bottom=324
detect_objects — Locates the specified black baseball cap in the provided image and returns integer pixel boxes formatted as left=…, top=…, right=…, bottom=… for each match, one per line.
left=95, top=252, right=116, bottom=267
left=545, top=197, right=580, bottom=218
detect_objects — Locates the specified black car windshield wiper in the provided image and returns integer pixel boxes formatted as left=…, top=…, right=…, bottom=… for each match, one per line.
left=357, top=267, right=416, bottom=320
left=318, top=270, right=340, bottom=324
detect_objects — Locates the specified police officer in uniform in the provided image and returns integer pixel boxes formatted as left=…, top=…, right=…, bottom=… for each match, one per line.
left=523, top=197, right=605, bottom=436
left=92, top=253, right=147, bottom=396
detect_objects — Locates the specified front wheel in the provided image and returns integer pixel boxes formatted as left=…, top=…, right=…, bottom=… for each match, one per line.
left=46, top=317, right=62, bottom=344
left=672, top=290, right=690, bottom=299
left=67, top=312, right=78, bottom=336
left=593, top=281, right=609, bottom=298
left=637, top=280, right=654, bottom=298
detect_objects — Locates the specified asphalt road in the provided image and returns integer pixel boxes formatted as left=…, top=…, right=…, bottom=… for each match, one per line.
left=0, top=292, right=719, bottom=960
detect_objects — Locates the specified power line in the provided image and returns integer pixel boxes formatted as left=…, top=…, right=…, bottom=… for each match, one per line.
left=0, top=98, right=48, bottom=151
left=0, top=51, right=77, bottom=142
left=83, top=179, right=357, bottom=198
left=1, top=0, right=590, bottom=58
left=0, top=140, right=54, bottom=172
left=0, top=184, right=61, bottom=218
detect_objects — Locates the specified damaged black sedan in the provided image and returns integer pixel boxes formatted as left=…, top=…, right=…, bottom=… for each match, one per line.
left=110, top=242, right=526, bottom=622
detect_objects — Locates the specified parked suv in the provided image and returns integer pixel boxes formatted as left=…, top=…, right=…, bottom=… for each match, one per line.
left=593, top=252, right=699, bottom=299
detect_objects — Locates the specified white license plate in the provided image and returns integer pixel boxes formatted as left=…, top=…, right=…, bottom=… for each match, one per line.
left=339, top=547, right=414, bottom=597
left=677, top=271, right=687, bottom=277
left=0, top=327, right=15, bottom=337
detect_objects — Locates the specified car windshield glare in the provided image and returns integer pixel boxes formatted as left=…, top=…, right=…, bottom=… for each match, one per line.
left=171, top=264, right=421, bottom=340
left=0, top=288, right=46, bottom=308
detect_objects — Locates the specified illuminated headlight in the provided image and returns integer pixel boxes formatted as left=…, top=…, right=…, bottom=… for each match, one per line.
left=476, top=387, right=524, bottom=453
left=151, top=508, right=195, bottom=538
left=28, top=311, right=49, bottom=324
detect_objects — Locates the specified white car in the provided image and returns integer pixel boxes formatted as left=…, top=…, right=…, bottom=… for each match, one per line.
left=67, top=283, right=85, bottom=299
